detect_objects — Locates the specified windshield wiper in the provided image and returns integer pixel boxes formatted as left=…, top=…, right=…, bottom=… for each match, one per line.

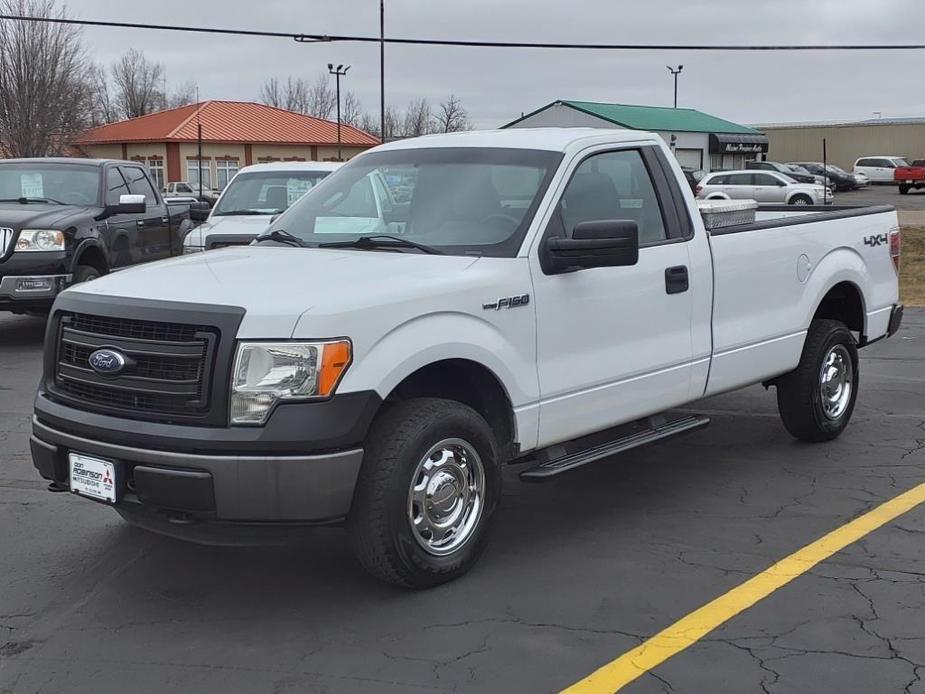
left=0, top=196, right=64, bottom=205
left=253, top=229, right=306, bottom=247
left=318, top=234, right=444, bottom=255
left=215, top=209, right=276, bottom=216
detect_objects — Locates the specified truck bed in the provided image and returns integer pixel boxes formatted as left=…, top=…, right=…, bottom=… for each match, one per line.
left=703, top=203, right=900, bottom=396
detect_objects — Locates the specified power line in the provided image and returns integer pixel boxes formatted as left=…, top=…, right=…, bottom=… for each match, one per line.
left=3, top=14, right=925, bottom=51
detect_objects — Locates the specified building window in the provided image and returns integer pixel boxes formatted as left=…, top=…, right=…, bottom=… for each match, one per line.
left=215, top=159, right=239, bottom=189
left=187, top=158, right=212, bottom=188
left=146, top=158, right=165, bottom=189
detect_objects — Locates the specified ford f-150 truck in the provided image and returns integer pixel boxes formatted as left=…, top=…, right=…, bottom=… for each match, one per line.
left=895, top=160, right=925, bottom=195
left=30, top=129, right=904, bottom=588
left=0, top=158, right=203, bottom=314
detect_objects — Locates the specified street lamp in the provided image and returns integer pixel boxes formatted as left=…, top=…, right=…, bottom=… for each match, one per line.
left=328, top=63, right=351, bottom=161
left=667, top=65, right=683, bottom=108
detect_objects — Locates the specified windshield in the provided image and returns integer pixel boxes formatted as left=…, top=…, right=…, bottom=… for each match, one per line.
left=825, top=165, right=850, bottom=175
left=264, top=148, right=562, bottom=257
left=212, top=170, right=333, bottom=216
left=786, top=164, right=812, bottom=175
left=0, top=163, right=99, bottom=205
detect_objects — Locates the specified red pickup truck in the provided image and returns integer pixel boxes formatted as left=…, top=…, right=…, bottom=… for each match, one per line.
left=895, top=159, right=925, bottom=194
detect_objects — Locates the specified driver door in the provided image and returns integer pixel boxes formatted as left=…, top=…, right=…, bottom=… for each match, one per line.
left=530, top=146, right=695, bottom=447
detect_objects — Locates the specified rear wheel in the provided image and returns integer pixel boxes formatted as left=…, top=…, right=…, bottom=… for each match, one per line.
left=776, top=319, right=858, bottom=442
left=899, top=184, right=910, bottom=195
left=790, top=194, right=813, bottom=206
left=348, top=398, right=501, bottom=588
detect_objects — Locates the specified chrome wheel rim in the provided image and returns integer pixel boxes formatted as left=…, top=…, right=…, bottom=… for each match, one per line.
left=793, top=197, right=809, bottom=206
left=819, top=344, right=853, bottom=420
left=407, top=438, right=485, bottom=557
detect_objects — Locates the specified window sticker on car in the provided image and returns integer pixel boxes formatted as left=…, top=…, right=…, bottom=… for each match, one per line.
left=620, top=199, right=644, bottom=209
left=20, top=173, right=43, bottom=198
left=287, top=179, right=314, bottom=205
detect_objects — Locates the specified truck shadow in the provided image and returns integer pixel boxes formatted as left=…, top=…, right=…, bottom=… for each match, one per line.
left=0, top=314, right=47, bottom=347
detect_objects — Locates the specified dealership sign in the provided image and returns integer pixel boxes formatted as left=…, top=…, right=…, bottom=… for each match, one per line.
left=709, top=133, right=769, bottom=155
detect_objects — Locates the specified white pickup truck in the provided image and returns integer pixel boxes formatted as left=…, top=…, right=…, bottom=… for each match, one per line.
left=31, top=128, right=904, bottom=588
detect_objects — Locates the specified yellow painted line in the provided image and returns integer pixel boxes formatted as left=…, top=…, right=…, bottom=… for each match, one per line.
left=563, top=480, right=925, bottom=694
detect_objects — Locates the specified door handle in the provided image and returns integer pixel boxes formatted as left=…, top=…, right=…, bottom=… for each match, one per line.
left=136, top=219, right=144, bottom=227
left=665, top=265, right=689, bottom=294
left=161, top=216, right=168, bottom=224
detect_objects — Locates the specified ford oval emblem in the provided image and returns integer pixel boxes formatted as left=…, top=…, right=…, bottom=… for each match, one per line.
left=88, top=348, right=126, bottom=376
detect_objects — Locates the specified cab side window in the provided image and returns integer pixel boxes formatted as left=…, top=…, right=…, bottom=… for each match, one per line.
left=752, top=173, right=781, bottom=186
left=553, top=150, right=667, bottom=246
left=105, top=168, right=129, bottom=206
left=122, top=167, right=159, bottom=205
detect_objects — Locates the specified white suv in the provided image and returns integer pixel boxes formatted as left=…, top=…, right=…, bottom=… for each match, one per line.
left=853, top=156, right=908, bottom=184
left=697, top=170, right=832, bottom=205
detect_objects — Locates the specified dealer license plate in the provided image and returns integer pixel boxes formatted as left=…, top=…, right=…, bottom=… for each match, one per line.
left=68, top=452, right=116, bottom=503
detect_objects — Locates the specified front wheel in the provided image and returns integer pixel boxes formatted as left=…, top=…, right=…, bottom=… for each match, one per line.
left=790, top=194, right=813, bottom=206
left=776, top=319, right=858, bottom=442
left=72, top=264, right=101, bottom=284
left=348, top=398, right=501, bottom=588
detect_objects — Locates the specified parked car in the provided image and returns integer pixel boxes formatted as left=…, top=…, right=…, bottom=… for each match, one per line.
left=894, top=160, right=925, bottom=194
left=183, top=162, right=341, bottom=252
left=32, top=129, right=903, bottom=587
left=783, top=163, right=831, bottom=189
left=163, top=180, right=220, bottom=204
left=853, top=156, right=909, bottom=184
left=853, top=171, right=871, bottom=187
left=697, top=170, right=832, bottom=205
left=680, top=166, right=705, bottom=193
left=0, top=158, right=203, bottom=314
left=747, top=160, right=816, bottom=185
left=789, top=162, right=857, bottom=192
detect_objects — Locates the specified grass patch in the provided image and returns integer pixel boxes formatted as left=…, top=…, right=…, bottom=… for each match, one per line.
left=902, top=226, right=925, bottom=307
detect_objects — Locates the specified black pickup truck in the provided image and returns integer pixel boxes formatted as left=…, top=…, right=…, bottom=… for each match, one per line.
left=0, top=158, right=207, bottom=314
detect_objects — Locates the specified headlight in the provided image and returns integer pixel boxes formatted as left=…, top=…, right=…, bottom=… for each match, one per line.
left=230, top=340, right=351, bottom=425
left=15, top=230, right=65, bottom=252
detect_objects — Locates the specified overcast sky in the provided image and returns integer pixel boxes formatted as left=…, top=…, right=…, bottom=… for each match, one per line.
left=75, top=0, right=923, bottom=129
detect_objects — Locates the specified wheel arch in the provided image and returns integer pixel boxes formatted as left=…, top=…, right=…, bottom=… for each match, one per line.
left=73, top=239, right=109, bottom=275
left=383, top=358, right=518, bottom=458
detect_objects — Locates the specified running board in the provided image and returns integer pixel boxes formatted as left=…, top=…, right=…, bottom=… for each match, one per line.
left=519, top=414, right=710, bottom=481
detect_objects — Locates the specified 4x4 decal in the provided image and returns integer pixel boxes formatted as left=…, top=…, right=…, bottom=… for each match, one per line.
left=864, top=233, right=888, bottom=247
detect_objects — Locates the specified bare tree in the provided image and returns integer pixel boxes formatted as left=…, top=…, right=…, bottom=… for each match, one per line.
left=307, top=74, right=336, bottom=120
left=88, top=63, right=118, bottom=126
left=434, top=94, right=471, bottom=133
left=111, top=48, right=166, bottom=119
left=168, top=80, right=198, bottom=109
left=400, top=98, right=435, bottom=138
left=341, top=92, right=363, bottom=127
left=259, top=76, right=284, bottom=108
left=0, top=0, right=93, bottom=156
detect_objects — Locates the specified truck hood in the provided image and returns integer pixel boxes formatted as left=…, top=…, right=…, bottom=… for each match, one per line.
left=64, top=246, right=481, bottom=337
left=185, top=214, right=273, bottom=246
left=0, top=202, right=96, bottom=230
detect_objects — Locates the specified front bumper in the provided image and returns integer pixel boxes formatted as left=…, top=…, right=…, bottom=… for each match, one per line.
left=0, top=251, right=70, bottom=310
left=32, top=388, right=382, bottom=538
left=32, top=416, right=364, bottom=528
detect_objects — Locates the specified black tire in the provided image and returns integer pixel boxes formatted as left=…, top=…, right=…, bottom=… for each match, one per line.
left=776, top=319, right=858, bottom=442
left=790, top=194, right=813, bottom=206
left=348, top=397, right=501, bottom=588
left=899, top=184, right=910, bottom=195
left=72, top=264, right=101, bottom=284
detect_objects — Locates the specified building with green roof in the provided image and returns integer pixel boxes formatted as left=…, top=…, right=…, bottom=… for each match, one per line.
left=502, top=100, right=768, bottom=173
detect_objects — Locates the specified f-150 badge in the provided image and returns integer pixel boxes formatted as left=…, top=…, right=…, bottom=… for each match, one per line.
left=483, top=294, right=530, bottom=311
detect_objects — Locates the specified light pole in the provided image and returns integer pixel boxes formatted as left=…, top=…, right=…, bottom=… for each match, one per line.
left=667, top=64, right=683, bottom=108
left=328, top=63, right=351, bottom=161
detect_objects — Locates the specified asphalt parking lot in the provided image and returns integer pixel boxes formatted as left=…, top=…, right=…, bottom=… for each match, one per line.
left=838, top=183, right=925, bottom=214
left=1, top=309, right=924, bottom=694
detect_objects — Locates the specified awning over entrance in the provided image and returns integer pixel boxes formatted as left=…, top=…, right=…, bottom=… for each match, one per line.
left=709, top=133, right=769, bottom=154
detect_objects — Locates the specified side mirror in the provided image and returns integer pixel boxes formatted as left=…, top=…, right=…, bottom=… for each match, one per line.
left=100, top=193, right=145, bottom=219
left=269, top=213, right=281, bottom=224
left=189, top=201, right=211, bottom=222
left=543, top=220, right=639, bottom=274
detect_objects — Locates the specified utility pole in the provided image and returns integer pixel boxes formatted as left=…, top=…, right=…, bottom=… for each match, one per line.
left=380, top=0, right=385, bottom=142
left=328, top=63, right=351, bottom=161
left=666, top=64, right=683, bottom=108
left=196, top=87, right=203, bottom=199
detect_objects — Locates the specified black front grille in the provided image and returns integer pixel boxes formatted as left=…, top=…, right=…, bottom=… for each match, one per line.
left=53, top=312, right=218, bottom=422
